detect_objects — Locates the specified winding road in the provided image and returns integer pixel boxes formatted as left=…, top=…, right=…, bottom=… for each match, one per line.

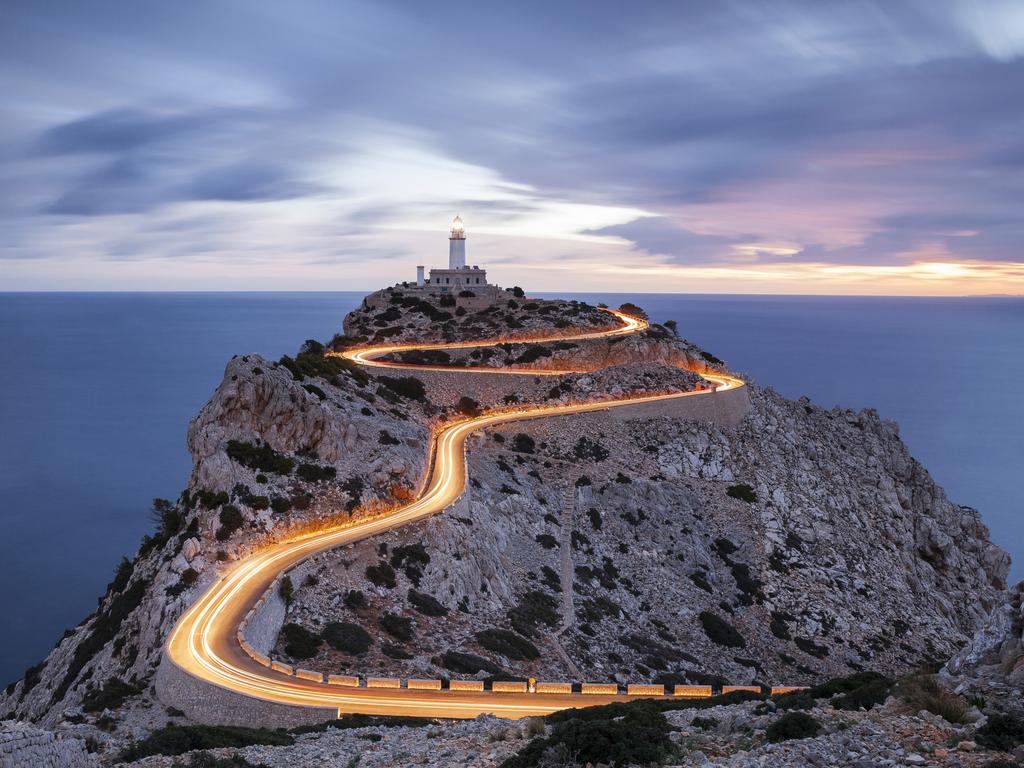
left=164, top=307, right=745, bottom=719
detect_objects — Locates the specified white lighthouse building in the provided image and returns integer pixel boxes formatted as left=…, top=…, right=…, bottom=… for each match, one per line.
left=418, top=215, right=488, bottom=293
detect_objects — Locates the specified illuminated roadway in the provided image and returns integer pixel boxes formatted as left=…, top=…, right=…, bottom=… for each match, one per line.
left=165, top=309, right=745, bottom=718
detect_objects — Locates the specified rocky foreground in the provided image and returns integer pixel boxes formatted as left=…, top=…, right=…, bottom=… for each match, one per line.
left=1, top=292, right=1021, bottom=766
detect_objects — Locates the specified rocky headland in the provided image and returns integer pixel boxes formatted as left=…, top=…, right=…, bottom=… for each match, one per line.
left=1, top=291, right=1020, bottom=767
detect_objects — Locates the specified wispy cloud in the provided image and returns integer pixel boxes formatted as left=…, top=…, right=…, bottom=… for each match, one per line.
left=1, top=1, right=1023, bottom=293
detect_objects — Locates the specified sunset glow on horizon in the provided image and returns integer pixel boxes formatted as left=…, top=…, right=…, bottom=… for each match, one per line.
left=2, top=2, right=1023, bottom=295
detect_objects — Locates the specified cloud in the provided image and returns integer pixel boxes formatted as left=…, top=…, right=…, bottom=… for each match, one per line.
left=2, top=1, right=1024, bottom=293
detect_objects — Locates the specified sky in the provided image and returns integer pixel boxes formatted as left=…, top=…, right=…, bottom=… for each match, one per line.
left=1, top=0, right=1023, bottom=295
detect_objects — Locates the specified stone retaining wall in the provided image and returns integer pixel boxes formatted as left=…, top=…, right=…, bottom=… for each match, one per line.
left=608, top=383, right=750, bottom=427
left=154, top=653, right=334, bottom=729
left=0, top=720, right=95, bottom=768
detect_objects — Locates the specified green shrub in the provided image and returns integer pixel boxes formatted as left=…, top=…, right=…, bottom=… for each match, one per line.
left=831, top=680, right=892, bottom=711
left=440, top=651, right=504, bottom=675
left=166, top=568, right=198, bottom=598
left=502, top=701, right=671, bottom=768
left=534, top=533, right=558, bottom=549
left=247, top=495, right=270, bottom=511
left=216, top=505, right=244, bottom=541
left=765, top=711, right=820, bottom=743
left=50, top=576, right=150, bottom=706
left=382, top=643, right=412, bottom=660
left=82, top=677, right=144, bottom=712
left=366, top=561, right=397, bottom=589
left=587, top=508, right=602, bottom=530
left=573, top=436, right=609, bottom=461
left=281, top=623, right=321, bottom=659
left=226, top=440, right=294, bottom=475
left=515, top=346, right=552, bottom=364
left=343, top=589, right=366, bottom=609
left=476, top=629, right=540, bottom=660
left=698, top=611, right=746, bottom=648
left=456, top=396, right=481, bottom=416
left=512, top=286, right=525, bottom=298
left=378, top=430, right=401, bottom=445
left=377, top=376, right=426, bottom=401
left=976, top=713, right=1024, bottom=752
left=279, top=576, right=294, bottom=605
left=119, top=725, right=293, bottom=760
left=380, top=613, right=414, bottom=641
left=508, top=591, right=559, bottom=638
left=171, top=753, right=268, bottom=768
left=291, top=714, right=434, bottom=735
left=617, top=302, right=649, bottom=320
left=511, top=433, right=535, bottom=453
left=323, top=622, right=372, bottom=654
left=726, top=483, right=757, bottom=503
left=296, top=463, right=337, bottom=483
left=408, top=589, right=448, bottom=616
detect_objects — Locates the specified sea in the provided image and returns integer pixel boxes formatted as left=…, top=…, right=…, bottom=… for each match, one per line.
left=0, top=292, right=1021, bottom=686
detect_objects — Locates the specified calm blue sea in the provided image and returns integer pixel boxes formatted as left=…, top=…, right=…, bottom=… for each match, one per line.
left=0, top=292, right=1021, bottom=686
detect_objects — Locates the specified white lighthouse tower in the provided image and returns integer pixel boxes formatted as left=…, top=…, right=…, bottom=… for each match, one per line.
left=448, top=214, right=466, bottom=269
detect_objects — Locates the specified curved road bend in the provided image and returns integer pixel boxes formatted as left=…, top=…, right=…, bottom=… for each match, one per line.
left=166, top=309, right=745, bottom=718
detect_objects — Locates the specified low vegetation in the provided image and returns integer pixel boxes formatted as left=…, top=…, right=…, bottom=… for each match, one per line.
left=975, top=713, right=1024, bottom=752
left=894, top=673, right=969, bottom=723
left=502, top=701, right=671, bottom=768
left=698, top=611, right=746, bottom=648
left=476, top=629, right=540, bottom=661
left=226, top=440, right=294, bottom=475
left=120, top=724, right=293, bottom=760
left=726, top=483, right=757, bottom=503
left=281, top=623, right=321, bottom=659
left=81, top=677, right=145, bottom=712
left=322, top=621, right=372, bottom=654
left=765, top=711, right=821, bottom=743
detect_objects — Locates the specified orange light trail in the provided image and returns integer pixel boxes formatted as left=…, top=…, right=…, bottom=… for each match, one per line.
left=165, top=309, right=745, bottom=718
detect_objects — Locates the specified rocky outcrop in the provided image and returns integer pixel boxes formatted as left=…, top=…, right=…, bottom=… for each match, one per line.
left=343, top=290, right=617, bottom=345
left=274, top=386, right=1006, bottom=691
left=0, top=290, right=1011, bottom=765
left=941, top=580, right=1024, bottom=714
left=0, top=721, right=95, bottom=768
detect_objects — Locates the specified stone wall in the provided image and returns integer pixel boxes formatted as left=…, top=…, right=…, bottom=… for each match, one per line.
left=608, top=383, right=750, bottom=428
left=0, top=721, right=95, bottom=768
left=154, top=654, right=334, bottom=729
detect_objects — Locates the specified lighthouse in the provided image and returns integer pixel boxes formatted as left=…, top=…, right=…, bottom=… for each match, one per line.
left=406, top=215, right=491, bottom=294
left=448, top=215, right=466, bottom=269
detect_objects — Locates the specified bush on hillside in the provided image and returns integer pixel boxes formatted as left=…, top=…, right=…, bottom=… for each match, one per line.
left=226, top=440, right=294, bottom=475
left=82, top=677, right=145, bottom=712
left=216, top=505, right=244, bottom=541
left=380, top=613, right=414, bottom=641
left=976, top=713, right=1024, bottom=751
left=765, top=711, right=820, bottom=743
left=281, top=623, right=321, bottom=660
left=323, top=622, right=372, bottom=654
left=366, top=561, right=397, bottom=589
left=376, top=376, right=426, bottom=402
left=726, top=483, right=757, bottom=503
left=408, top=589, right=448, bottom=616
left=296, top=463, right=337, bottom=483
left=119, top=725, right=293, bottom=760
left=476, top=629, right=540, bottom=661
left=698, top=611, right=746, bottom=648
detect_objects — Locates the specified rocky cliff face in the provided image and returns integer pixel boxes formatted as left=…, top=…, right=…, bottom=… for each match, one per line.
left=0, top=294, right=1011, bottom=765
left=273, top=386, right=1007, bottom=691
